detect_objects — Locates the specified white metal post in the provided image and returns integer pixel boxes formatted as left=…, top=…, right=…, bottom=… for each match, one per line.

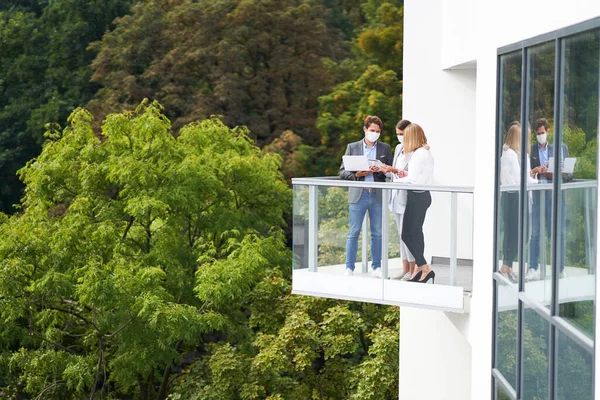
left=450, top=192, right=458, bottom=286
left=308, top=185, right=318, bottom=272
left=382, top=189, right=389, bottom=279
left=362, top=215, right=369, bottom=273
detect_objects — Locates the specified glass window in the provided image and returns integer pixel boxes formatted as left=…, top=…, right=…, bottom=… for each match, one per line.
left=525, top=42, right=555, bottom=304
left=522, top=307, right=550, bottom=400
left=495, top=285, right=518, bottom=390
left=496, top=384, right=513, bottom=400
left=555, top=330, right=593, bottom=400
left=558, top=29, right=599, bottom=336
left=496, top=50, right=522, bottom=285
left=494, top=22, right=599, bottom=400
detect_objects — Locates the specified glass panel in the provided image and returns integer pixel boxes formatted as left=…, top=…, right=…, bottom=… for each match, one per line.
left=525, top=41, right=555, bottom=306
left=497, top=51, right=523, bottom=285
left=522, top=307, right=550, bottom=400
left=293, top=184, right=309, bottom=270
left=558, top=29, right=599, bottom=337
left=555, top=330, right=593, bottom=400
left=317, top=186, right=364, bottom=272
left=385, top=192, right=403, bottom=279
left=387, top=191, right=474, bottom=288
left=495, top=283, right=518, bottom=389
left=496, top=381, right=514, bottom=400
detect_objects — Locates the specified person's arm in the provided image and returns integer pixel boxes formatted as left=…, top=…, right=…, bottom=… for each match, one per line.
left=397, top=149, right=427, bottom=184
left=382, top=146, right=397, bottom=179
left=339, top=144, right=372, bottom=180
left=526, top=156, right=539, bottom=184
left=376, top=145, right=395, bottom=180
left=339, top=144, right=357, bottom=180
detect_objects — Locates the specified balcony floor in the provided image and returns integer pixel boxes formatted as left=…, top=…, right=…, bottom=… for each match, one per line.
left=312, top=257, right=473, bottom=291
left=293, top=257, right=468, bottom=312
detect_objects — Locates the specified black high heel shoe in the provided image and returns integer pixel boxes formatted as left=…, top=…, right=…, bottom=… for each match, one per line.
left=419, top=270, right=435, bottom=284
left=408, top=271, right=423, bottom=282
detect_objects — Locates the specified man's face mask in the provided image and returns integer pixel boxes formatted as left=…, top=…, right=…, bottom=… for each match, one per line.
left=366, top=130, right=380, bottom=142
left=536, top=133, right=547, bottom=144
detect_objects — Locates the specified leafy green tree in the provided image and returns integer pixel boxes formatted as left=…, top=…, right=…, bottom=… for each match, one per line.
left=0, top=0, right=136, bottom=214
left=89, top=0, right=343, bottom=146
left=0, top=101, right=291, bottom=399
left=314, top=1, right=404, bottom=175
left=170, top=296, right=399, bottom=400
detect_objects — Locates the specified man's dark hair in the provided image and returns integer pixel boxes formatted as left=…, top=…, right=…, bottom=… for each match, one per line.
left=363, top=115, right=383, bottom=130
left=535, top=118, right=549, bottom=131
left=396, top=119, right=411, bottom=130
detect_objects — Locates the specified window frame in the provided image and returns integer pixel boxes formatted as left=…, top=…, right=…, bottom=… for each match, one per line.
left=492, top=16, right=600, bottom=400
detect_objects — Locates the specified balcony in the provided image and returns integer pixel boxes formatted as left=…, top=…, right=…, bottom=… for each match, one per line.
left=292, top=177, right=474, bottom=313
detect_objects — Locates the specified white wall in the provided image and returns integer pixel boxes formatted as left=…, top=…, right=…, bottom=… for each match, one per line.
left=398, top=308, right=472, bottom=400
left=403, top=1, right=600, bottom=400
left=403, top=0, right=476, bottom=262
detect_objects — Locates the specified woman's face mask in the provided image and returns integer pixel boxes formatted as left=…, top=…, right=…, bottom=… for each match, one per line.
left=397, top=135, right=403, bottom=145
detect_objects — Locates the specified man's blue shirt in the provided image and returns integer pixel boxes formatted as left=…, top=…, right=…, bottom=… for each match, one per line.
left=363, top=139, right=377, bottom=182
left=538, top=143, right=549, bottom=182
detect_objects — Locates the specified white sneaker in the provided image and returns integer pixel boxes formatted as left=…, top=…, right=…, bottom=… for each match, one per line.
left=525, top=268, right=540, bottom=281
left=372, top=268, right=382, bottom=278
left=344, top=269, right=354, bottom=276
left=400, top=272, right=412, bottom=281
left=560, top=270, right=567, bottom=279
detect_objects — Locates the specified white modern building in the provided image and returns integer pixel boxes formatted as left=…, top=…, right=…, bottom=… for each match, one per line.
left=292, top=1, right=600, bottom=399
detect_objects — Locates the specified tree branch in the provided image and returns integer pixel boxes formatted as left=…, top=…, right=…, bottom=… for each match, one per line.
left=104, top=316, right=135, bottom=338
left=48, top=306, right=103, bottom=334
left=122, top=215, right=135, bottom=240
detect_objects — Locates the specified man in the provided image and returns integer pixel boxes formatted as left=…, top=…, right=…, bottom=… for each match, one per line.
left=339, top=115, right=394, bottom=277
left=527, top=117, right=573, bottom=281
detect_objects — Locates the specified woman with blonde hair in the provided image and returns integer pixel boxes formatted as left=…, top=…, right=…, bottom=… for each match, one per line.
left=393, top=123, right=435, bottom=283
left=381, top=119, right=416, bottom=280
left=499, top=122, right=538, bottom=283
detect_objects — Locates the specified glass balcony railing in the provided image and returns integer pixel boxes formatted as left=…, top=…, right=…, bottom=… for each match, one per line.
left=292, top=177, right=474, bottom=312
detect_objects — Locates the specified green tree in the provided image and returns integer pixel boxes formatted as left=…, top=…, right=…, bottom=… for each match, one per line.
left=170, top=296, right=399, bottom=400
left=0, top=0, right=136, bottom=214
left=314, top=0, right=404, bottom=175
left=0, top=101, right=291, bottom=399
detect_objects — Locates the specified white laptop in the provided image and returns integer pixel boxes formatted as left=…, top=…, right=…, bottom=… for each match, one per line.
left=342, top=155, right=371, bottom=171
left=546, top=157, right=576, bottom=174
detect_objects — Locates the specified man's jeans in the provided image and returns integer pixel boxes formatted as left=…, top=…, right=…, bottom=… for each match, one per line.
left=529, top=190, right=566, bottom=272
left=346, top=191, right=382, bottom=271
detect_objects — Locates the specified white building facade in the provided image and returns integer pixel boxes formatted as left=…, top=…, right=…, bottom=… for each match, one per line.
left=402, top=1, right=600, bottom=399
left=292, top=1, right=600, bottom=399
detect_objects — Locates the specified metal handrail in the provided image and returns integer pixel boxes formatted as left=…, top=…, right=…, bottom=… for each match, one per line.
left=292, top=176, right=474, bottom=193
left=499, top=179, right=597, bottom=192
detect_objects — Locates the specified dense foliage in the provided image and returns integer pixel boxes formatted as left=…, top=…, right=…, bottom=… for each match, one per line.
left=0, top=103, right=399, bottom=399
left=0, top=0, right=136, bottom=213
left=0, top=1, right=404, bottom=398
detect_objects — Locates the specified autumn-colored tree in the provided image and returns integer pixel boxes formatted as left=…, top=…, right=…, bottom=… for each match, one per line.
left=89, top=0, right=345, bottom=146
left=311, top=0, right=405, bottom=175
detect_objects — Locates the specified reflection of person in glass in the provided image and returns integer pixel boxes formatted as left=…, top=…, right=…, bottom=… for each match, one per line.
left=526, top=118, right=573, bottom=281
left=339, top=115, right=394, bottom=277
left=379, top=119, right=416, bottom=280
left=393, top=123, right=435, bottom=283
left=500, top=122, right=538, bottom=283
